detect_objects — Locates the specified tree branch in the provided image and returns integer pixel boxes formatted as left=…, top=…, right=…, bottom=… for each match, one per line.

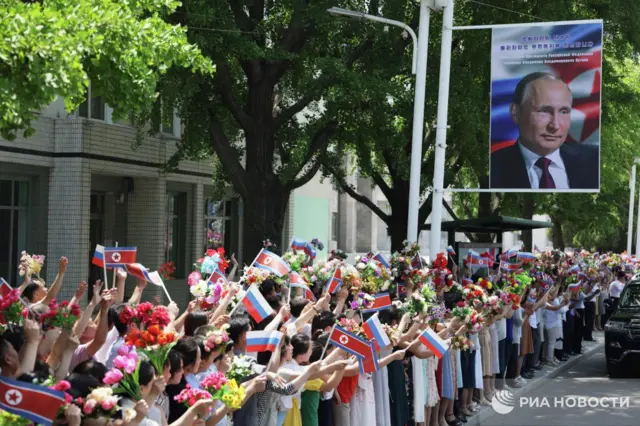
left=443, top=199, right=476, bottom=242
left=325, top=162, right=390, bottom=223
left=215, top=61, right=252, bottom=130
left=208, top=112, right=249, bottom=199
left=286, top=120, right=338, bottom=189
left=229, top=0, right=255, bottom=33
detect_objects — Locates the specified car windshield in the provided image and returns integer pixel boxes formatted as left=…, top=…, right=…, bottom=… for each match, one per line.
left=619, top=285, right=640, bottom=308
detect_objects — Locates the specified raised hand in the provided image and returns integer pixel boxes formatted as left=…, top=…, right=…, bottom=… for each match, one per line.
left=92, top=280, right=104, bottom=305
left=59, top=256, right=69, bottom=274
left=74, top=282, right=88, bottom=300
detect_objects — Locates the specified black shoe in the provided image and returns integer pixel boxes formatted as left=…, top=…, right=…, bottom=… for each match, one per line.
left=533, top=364, right=543, bottom=370
left=559, top=357, right=569, bottom=362
left=457, top=414, right=468, bottom=423
left=447, top=419, right=463, bottom=426
left=584, top=338, right=595, bottom=341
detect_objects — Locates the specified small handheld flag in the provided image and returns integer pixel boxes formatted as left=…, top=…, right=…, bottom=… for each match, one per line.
left=0, top=376, right=67, bottom=426
left=326, top=268, right=343, bottom=294
left=447, top=246, right=456, bottom=256
left=207, top=268, right=228, bottom=287
left=517, top=252, right=535, bottom=261
left=358, top=341, right=380, bottom=374
left=568, top=282, right=582, bottom=292
left=372, top=253, right=391, bottom=270
left=397, top=282, right=407, bottom=296
left=103, top=247, right=137, bottom=268
left=328, top=325, right=372, bottom=359
left=253, top=249, right=291, bottom=277
left=362, top=293, right=392, bottom=313
left=418, top=328, right=449, bottom=359
left=362, top=313, right=391, bottom=351
left=0, top=278, right=13, bottom=298
left=125, top=263, right=173, bottom=303
left=291, top=237, right=317, bottom=259
left=289, top=272, right=315, bottom=301
left=92, top=244, right=105, bottom=268
left=240, top=284, right=275, bottom=323
left=246, top=330, right=283, bottom=353
left=411, top=254, right=423, bottom=269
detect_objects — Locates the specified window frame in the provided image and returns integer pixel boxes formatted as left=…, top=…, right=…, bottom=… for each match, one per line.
left=77, top=83, right=105, bottom=121
left=164, top=192, right=187, bottom=279
left=0, top=178, right=29, bottom=284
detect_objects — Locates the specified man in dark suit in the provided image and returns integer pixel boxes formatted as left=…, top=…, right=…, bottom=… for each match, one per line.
left=490, top=72, right=599, bottom=190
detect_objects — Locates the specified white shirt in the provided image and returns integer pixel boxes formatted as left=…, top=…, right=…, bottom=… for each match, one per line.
left=94, top=327, right=119, bottom=365
left=518, top=142, right=570, bottom=189
left=610, top=280, right=625, bottom=298
left=496, top=318, right=507, bottom=341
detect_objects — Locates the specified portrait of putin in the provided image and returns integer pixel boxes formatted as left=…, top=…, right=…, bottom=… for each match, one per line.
left=490, top=72, right=599, bottom=190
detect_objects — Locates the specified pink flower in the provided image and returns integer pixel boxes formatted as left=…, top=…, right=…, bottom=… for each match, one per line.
left=83, top=399, right=97, bottom=415
left=52, top=380, right=71, bottom=391
left=188, top=271, right=202, bottom=286
left=101, top=400, right=115, bottom=411
left=103, top=369, right=124, bottom=385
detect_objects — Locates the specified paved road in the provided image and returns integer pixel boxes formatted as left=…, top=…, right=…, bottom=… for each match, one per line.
left=482, top=344, right=640, bottom=426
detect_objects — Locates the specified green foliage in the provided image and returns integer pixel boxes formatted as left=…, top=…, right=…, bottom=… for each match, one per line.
left=0, top=0, right=214, bottom=141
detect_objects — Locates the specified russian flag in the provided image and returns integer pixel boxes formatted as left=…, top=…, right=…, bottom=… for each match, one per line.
left=418, top=328, right=449, bottom=359
left=241, top=284, right=275, bottom=323
left=245, top=330, right=283, bottom=353
left=124, top=263, right=164, bottom=287
left=362, top=313, right=391, bottom=350
left=568, top=282, right=582, bottom=292
left=466, top=250, right=480, bottom=262
left=253, top=249, right=291, bottom=277
left=92, top=244, right=105, bottom=268
left=291, top=237, right=316, bottom=259
left=0, top=376, right=67, bottom=426
left=0, top=277, right=13, bottom=297
left=358, top=341, right=380, bottom=374
left=373, top=253, right=391, bottom=270
left=362, top=292, right=392, bottom=313
left=447, top=246, right=456, bottom=256
left=517, top=252, right=535, bottom=261
left=104, top=247, right=137, bottom=268
left=289, top=272, right=315, bottom=301
left=207, top=268, right=228, bottom=287
left=326, top=268, right=343, bottom=294
left=328, top=325, right=372, bottom=359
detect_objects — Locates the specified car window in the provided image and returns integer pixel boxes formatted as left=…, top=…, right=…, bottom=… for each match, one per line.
left=619, top=285, right=640, bottom=308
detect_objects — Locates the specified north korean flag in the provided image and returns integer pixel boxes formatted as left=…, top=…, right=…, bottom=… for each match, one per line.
left=358, top=341, right=380, bottom=374
left=328, top=325, right=371, bottom=359
left=362, top=292, right=392, bottom=313
left=253, top=249, right=291, bottom=277
left=0, top=278, right=12, bottom=298
left=0, top=376, right=67, bottom=426
left=207, top=268, right=228, bottom=287
left=325, top=267, right=343, bottom=294
left=104, top=247, right=137, bottom=268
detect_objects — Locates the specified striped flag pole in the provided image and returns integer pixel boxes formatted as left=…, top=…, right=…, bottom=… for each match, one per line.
left=319, top=324, right=336, bottom=360
left=110, top=241, right=119, bottom=290
left=249, top=248, right=264, bottom=269
left=101, top=246, right=109, bottom=292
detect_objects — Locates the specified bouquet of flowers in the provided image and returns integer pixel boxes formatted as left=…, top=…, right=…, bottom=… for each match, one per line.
left=352, top=255, right=391, bottom=294
left=483, top=294, right=504, bottom=319
left=40, top=300, right=81, bottom=333
left=400, top=291, right=429, bottom=317
left=336, top=317, right=364, bottom=337
left=226, top=355, right=254, bottom=382
left=462, top=284, right=487, bottom=310
left=477, top=278, right=493, bottom=292
left=0, top=289, right=27, bottom=327
left=133, top=302, right=171, bottom=328
left=18, top=251, right=45, bottom=277
left=450, top=334, right=474, bottom=351
left=103, top=345, right=143, bottom=400
left=174, top=386, right=213, bottom=409
left=409, top=268, right=430, bottom=288
left=349, top=292, right=375, bottom=312
left=200, top=372, right=246, bottom=409
left=329, top=249, right=348, bottom=261
left=158, top=261, right=176, bottom=280
left=81, top=386, right=121, bottom=418
left=203, top=325, right=231, bottom=353
left=241, top=265, right=286, bottom=287
left=431, top=252, right=449, bottom=270
left=282, top=251, right=307, bottom=272
left=426, top=302, right=449, bottom=327
left=301, top=259, right=342, bottom=286
left=451, top=303, right=484, bottom=332
left=389, top=253, right=413, bottom=281
left=196, top=248, right=229, bottom=275
left=125, top=324, right=177, bottom=374
left=382, top=324, right=403, bottom=347
left=0, top=410, right=31, bottom=425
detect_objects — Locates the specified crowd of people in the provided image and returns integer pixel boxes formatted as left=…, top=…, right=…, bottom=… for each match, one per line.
left=0, top=242, right=630, bottom=426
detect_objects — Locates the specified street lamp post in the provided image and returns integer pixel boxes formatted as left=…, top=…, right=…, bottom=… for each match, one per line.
left=628, top=162, right=637, bottom=255
left=328, top=2, right=435, bottom=247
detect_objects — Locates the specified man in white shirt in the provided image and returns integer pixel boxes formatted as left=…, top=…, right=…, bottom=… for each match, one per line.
left=609, top=272, right=627, bottom=310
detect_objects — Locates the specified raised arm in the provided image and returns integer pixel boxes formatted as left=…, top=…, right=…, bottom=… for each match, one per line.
left=40, top=257, right=68, bottom=306
left=127, top=279, right=147, bottom=305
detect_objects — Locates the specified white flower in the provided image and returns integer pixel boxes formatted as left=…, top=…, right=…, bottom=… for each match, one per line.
left=356, top=263, right=365, bottom=270
left=190, top=281, right=208, bottom=297
left=88, top=387, right=114, bottom=403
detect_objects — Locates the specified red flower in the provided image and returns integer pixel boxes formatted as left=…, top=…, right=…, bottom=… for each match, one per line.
left=136, top=302, right=155, bottom=324
left=119, top=306, right=136, bottom=325
left=150, top=307, right=170, bottom=327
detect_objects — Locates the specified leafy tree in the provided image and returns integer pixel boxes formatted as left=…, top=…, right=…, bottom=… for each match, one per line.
left=151, top=0, right=385, bottom=260
left=0, top=0, right=214, bottom=140
left=325, top=0, right=640, bottom=252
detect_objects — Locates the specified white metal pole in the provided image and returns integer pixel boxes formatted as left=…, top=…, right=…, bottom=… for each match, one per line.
left=428, top=0, right=455, bottom=261
left=407, top=0, right=433, bottom=243
left=628, top=164, right=636, bottom=255
left=636, top=184, right=640, bottom=257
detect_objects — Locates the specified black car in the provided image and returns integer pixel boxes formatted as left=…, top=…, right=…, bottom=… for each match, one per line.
left=604, top=280, right=640, bottom=376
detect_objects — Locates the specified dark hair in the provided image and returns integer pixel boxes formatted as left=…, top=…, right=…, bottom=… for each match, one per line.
left=228, top=314, right=251, bottom=342
left=291, top=333, right=311, bottom=359
left=17, top=360, right=51, bottom=384
left=73, top=360, right=108, bottom=383
left=109, top=304, right=131, bottom=335
left=618, top=271, right=627, bottom=280
left=213, top=342, right=234, bottom=363
left=66, top=373, right=101, bottom=399
left=1, top=327, right=25, bottom=354
left=290, top=297, right=310, bottom=318
left=184, top=312, right=209, bottom=337
left=312, top=311, right=334, bottom=336
left=165, top=349, right=183, bottom=376
left=379, top=305, right=401, bottom=325
left=174, top=337, right=200, bottom=369
left=513, top=72, right=568, bottom=106
left=265, top=294, right=282, bottom=311
left=196, top=335, right=214, bottom=361
left=310, top=338, right=327, bottom=363
left=260, top=279, right=277, bottom=297
left=21, top=283, right=42, bottom=303
left=194, top=325, right=215, bottom=338
left=139, top=360, right=156, bottom=387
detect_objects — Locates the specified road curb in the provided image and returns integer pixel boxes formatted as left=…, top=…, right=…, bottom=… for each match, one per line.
left=467, top=337, right=603, bottom=426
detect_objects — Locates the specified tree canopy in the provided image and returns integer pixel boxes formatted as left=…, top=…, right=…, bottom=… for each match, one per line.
left=0, top=0, right=214, bottom=141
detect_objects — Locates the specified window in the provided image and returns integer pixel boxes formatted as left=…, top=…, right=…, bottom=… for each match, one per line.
left=204, top=198, right=239, bottom=257
left=0, top=180, right=29, bottom=284
left=331, top=212, right=338, bottom=242
left=162, top=115, right=174, bottom=135
left=78, top=84, right=105, bottom=120
left=165, top=193, right=186, bottom=279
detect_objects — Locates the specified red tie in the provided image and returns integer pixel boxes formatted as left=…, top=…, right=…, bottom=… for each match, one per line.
left=535, top=157, right=556, bottom=189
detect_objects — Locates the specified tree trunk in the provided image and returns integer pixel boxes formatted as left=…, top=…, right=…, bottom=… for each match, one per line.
left=550, top=215, right=565, bottom=250
left=241, top=181, right=290, bottom=263
left=475, top=176, right=494, bottom=243
left=388, top=201, right=409, bottom=252
left=520, top=196, right=535, bottom=251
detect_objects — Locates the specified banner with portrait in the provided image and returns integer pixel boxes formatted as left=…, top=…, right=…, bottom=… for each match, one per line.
left=489, top=21, right=603, bottom=192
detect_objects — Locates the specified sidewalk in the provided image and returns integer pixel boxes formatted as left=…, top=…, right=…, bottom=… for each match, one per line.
left=466, top=331, right=604, bottom=426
